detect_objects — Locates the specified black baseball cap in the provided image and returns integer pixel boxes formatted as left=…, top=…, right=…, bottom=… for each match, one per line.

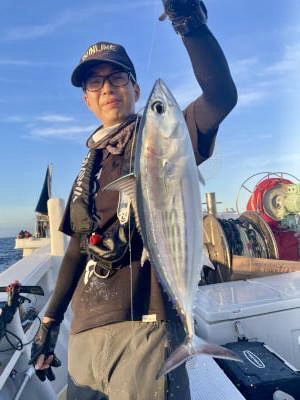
left=71, top=41, right=136, bottom=87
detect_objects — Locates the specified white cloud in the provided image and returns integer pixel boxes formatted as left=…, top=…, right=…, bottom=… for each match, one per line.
left=3, top=11, right=74, bottom=41
left=237, top=89, right=269, bottom=107
left=230, top=43, right=300, bottom=82
left=150, top=46, right=297, bottom=110
left=262, top=43, right=300, bottom=75
left=0, top=58, right=61, bottom=67
left=274, top=153, right=300, bottom=165
left=229, top=41, right=300, bottom=110
left=29, top=125, right=97, bottom=139
left=3, top=115, right=27, bottom=123
left=230, top=57, right=259, bottom=78
left=0, top=59, right=33, bottom=66
left=230, top=152, right=300, bottom=174
left=172, top=78, right=200, bottom=108
left=2, top=112, right=96, bottom=141
left=35, top=114, right=75, bottom=123
left=3, top=113, right=75, bottom=124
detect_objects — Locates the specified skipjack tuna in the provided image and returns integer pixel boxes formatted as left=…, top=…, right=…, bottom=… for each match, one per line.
left=104, top=79, right=240, bottom=378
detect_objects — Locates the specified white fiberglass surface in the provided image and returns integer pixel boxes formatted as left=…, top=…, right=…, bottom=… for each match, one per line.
left=196, top=272, right=300, bottom=314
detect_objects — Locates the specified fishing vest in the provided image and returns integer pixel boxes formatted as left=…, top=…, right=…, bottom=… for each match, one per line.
left=63, top=116, right=140, bottom=274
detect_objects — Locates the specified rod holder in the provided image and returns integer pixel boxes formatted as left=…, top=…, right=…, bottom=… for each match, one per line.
left=206, top=192, right=217, bottom=216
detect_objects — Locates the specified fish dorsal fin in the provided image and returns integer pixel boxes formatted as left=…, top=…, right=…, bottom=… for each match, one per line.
left=103, top=173, right=142, bottom=234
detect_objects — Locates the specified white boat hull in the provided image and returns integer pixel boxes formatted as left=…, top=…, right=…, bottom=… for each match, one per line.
left=0, top=243, right=70, bottom=400
left=5, top=216, right=300, bottom=399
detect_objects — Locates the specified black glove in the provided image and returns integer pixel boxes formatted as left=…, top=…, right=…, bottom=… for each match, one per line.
left=161, top=0, right=207, bottom=36
left=29, top=320, right=61, bottom=381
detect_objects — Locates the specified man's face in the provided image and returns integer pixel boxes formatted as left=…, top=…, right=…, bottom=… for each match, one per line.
left=83, top=63, right=140, bottom=128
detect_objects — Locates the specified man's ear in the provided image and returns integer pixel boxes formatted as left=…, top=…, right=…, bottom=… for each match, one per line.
left=134, top=84, right=140, bottom=102
left=83, top=92, right=92, bottom=111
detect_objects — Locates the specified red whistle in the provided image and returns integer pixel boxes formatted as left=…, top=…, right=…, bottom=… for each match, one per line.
left=89, top=233, right=102, bottom=245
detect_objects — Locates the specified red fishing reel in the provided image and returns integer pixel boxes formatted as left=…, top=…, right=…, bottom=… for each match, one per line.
left=246, top=177, right=293, bottom=226
left=236, top=172, right=300, bottom=261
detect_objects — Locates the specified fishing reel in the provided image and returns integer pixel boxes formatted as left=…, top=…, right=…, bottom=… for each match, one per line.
left=203, top=172, right=300, bottom=284
left=0, top=281, right=44, bottom=341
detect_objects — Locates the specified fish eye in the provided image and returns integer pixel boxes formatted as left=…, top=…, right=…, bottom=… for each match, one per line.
left=151, top=100, right=165, bottom=115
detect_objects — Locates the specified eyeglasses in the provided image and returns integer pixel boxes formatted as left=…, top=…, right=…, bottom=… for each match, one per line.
left=83, top=71, right=135, bottom=92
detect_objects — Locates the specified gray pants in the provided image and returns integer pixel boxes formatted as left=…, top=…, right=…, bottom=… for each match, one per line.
left=67, top=321, right=190, bottom=400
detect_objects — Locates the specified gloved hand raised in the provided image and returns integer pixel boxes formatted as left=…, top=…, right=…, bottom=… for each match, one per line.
left=29, top=319, right=61, bottom=381
left=160, top=0, right=207, bottom=36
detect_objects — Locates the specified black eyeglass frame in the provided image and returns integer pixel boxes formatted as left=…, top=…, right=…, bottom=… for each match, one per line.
left=83, top=70, right=136, bottom=92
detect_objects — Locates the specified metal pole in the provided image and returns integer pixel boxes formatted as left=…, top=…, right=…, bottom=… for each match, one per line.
left=13, top=366, right=57, bottom=400
left=13, top=368, right=35, bottom=400
left=206, top=192, right=217, bottom=216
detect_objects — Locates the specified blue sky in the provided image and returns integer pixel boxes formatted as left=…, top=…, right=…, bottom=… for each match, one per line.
left=0, top=0, right=299, bottom=237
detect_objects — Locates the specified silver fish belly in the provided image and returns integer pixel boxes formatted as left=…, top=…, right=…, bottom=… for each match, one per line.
left=104, top=79, right=241, bottom=378
left=135, top=79, right=202, bottom=339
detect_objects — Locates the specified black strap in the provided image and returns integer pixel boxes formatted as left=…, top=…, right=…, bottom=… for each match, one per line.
left=70, top=149, right=103, bottom=233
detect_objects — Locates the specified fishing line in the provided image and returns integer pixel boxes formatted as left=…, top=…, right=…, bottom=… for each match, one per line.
left=128, top=116, right=140, bottom=397
left=129, top=115, right=140, bottom=322
left=129, top=208, right=134, bottom=323
left=128, top=219, right=139, bottom=399
left=145, top=0, right=160, bottom=74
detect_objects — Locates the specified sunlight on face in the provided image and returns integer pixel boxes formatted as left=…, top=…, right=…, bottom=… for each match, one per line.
left=83, top=63, right=140, bottom=127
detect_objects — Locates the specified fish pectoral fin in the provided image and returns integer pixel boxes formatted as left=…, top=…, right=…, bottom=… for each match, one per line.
left=102, top=173, right=136, bottom=195
left=156, top=338, right=241, bottom=379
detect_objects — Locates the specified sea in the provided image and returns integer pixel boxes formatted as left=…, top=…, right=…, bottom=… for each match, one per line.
left=0, top=237, right=22, bottom=273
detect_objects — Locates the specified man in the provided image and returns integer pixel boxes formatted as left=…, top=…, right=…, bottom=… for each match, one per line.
left=30, top=1, right=237, bottom=399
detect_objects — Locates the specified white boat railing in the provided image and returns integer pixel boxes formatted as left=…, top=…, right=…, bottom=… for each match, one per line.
left=0, top=198, right=70, bottom=399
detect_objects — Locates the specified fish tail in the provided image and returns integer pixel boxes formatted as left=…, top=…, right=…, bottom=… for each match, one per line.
left=156, top=339, right=241, bottom=379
